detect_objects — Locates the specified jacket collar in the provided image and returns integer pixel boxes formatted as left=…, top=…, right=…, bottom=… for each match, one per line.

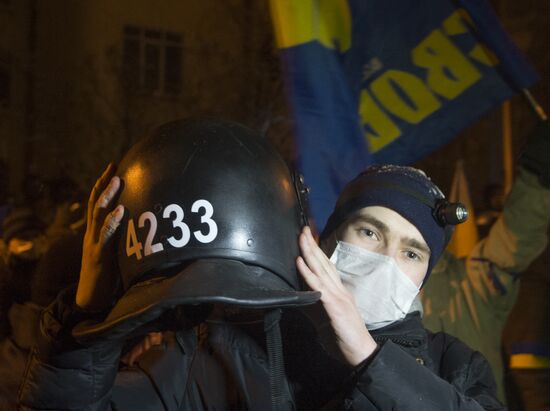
left=370, top=312, right=427, bottom=348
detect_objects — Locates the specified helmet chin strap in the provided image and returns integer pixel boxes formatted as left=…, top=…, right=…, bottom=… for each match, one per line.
left=264, top=309, right=295, bottom=411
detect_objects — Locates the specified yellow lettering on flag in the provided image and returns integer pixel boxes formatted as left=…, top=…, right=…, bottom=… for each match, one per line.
left=442, top=11, right=498, bottom=67
left=370, top=69, right=441, bottom=124
left=269, top=0, right=351, bottom=51
left=412, top=29, right=482, bottom=100
left=359, top=89, right=402, bottom=152
left=447, top=160, right=479, bottom=258
left=442, top=10, right=469, bottom=36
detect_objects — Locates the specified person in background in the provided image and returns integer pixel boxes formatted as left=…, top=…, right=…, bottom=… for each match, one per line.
left=421, top=121, right=550, bottom=401
left=0, top=207, right=46, bottom=338
left=501, top=228, right=550, bottom=411
left=0, top=229, right=82, bottom=409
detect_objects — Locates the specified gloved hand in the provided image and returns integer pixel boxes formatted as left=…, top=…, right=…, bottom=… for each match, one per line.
left=519, top=121, right=550, bottom=188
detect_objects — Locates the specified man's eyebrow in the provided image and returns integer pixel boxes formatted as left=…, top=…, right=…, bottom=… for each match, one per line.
left=402, top=237, right=431, bottom=255
left=350, top=215, right=389, bottom=234
left=350, top=214, right=431, bottom=254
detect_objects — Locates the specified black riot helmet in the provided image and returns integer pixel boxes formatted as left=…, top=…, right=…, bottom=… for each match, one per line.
left=73, top=118, right=319, bottom=341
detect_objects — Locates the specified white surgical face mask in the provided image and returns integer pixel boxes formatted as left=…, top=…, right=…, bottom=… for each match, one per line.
left=330, top=241, right=420, bottom=330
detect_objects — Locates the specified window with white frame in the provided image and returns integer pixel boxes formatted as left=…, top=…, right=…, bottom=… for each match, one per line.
left=123, top=26, right=182, bottom=96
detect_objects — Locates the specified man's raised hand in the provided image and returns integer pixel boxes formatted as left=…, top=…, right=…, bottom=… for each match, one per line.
left=76, top=163, right=124, bottom=312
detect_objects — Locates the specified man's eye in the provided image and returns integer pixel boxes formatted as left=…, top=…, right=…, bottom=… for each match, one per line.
left=359, top=229, right=378, bottom=240
left=405, top=250, right=421, bottom=261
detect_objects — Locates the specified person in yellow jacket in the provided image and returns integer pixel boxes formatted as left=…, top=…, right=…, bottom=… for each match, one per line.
left=421, top=121, right=550, bottom=402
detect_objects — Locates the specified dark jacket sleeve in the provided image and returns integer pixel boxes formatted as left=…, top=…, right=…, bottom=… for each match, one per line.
left=17, top=288, right=122, bottom=411
left=343, top=340, right=505, bottom=411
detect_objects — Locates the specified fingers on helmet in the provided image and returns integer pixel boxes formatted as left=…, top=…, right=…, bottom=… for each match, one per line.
left=88, top=163, right=116, bottom=224
left=100, top=205, right=124, bottom=244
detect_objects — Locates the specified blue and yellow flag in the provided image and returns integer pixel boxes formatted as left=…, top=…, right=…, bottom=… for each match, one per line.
left=270, top=0, right=538, bottom=230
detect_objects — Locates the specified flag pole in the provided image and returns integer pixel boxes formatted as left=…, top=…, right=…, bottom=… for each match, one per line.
left=522, top=89, right=548, bottom=122
left=502, top=100, right=514, bottom=195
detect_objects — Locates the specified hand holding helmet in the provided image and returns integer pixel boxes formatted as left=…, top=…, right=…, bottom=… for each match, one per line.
left=76, top=163, right=124, bottom=312
left=296, top=226, right=378, bottom=366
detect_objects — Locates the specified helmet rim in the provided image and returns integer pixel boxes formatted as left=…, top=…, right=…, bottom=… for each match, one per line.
left=73, top=258, right=320, bottom=342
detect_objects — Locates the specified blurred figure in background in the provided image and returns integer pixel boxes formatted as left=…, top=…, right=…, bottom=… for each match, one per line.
left=0, top=207, right=46, bottom=337
left=0, top=229, right=83, bottom=409
left=422, top=121, right=550, bottom=402
left=502, top=232, right=550, bottom=411
left=0, top=172, right=86, bottom=409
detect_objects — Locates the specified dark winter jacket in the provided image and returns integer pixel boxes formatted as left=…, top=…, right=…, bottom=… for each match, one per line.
left=17, top=288, right=504, bottom=410
left=324, top=314, right=505, bottom=410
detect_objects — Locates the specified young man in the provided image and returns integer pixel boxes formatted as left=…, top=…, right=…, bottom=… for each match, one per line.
left=296, top=165, right=505, bottom=410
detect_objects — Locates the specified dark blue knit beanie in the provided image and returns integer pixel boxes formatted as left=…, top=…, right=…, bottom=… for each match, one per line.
left=321, top=165, right=454, bottom=283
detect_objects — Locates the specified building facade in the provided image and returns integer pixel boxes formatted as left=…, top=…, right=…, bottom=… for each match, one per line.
left=1, top=0, right=283, bottom=200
